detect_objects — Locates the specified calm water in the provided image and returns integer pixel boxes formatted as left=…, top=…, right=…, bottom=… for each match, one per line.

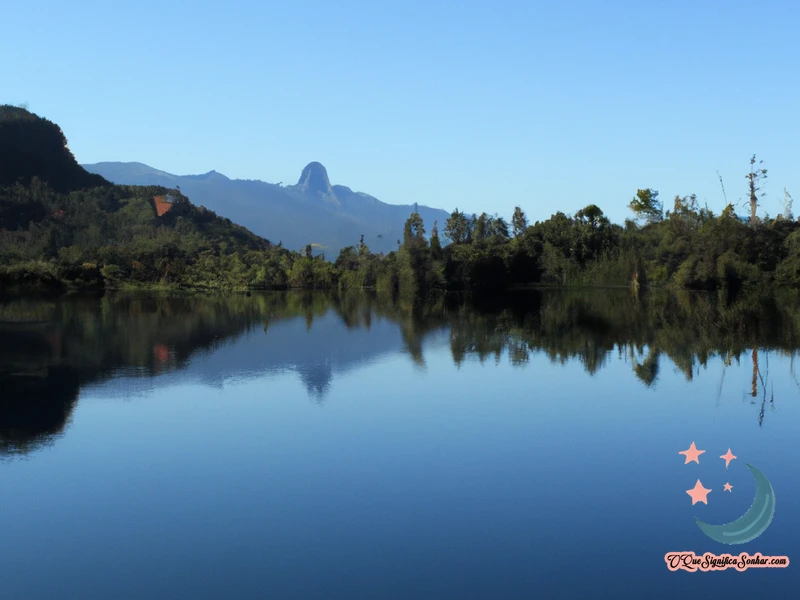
left=1, top=290, right=798, bottom=599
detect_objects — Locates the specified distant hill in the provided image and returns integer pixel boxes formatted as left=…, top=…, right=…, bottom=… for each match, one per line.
left=83, top=160, right=451, bottom=256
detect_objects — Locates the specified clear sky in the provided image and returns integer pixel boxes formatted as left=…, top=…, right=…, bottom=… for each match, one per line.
left=4, top=0, right=799, bottom=225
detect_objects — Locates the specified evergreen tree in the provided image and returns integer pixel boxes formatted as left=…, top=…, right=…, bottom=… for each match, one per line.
left=473, top=212, right=490, bottom=243
left=403, top=212, right=426, bottom=248
left=430, top=220, right=442, bottom=259
left=444, top=208, right=471, bottom=244
left=492, top=216, right=510, bottom=239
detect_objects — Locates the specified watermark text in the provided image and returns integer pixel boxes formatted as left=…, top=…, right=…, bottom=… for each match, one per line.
left=665, top=551, right=789, bottom=572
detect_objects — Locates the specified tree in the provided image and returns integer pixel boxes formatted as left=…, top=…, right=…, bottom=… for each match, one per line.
left=335, top=245, right=359, bottom=271
left=511, top=206, right=528, bottom=237
left=430, top=220, right=442, bottom=259
left=746, top=155, right=768, bottom=225
left=783, top=188, right=794, bottom=221
left=358, top=234, right=370, bottom=257
left=575, top=204, right=605, bottom=228
left=403, top=212, right=426, bottom=248
left=473, top=212, right=490, bottom=243
left=444, top=208, right=472, bottom=244
left=304, top=244, right=312, bottom=259
left=628, top=189, right=663, bottom=224
left=672, top=193, right=699, bottom=216
left=491, top=216, right=510, bottom=239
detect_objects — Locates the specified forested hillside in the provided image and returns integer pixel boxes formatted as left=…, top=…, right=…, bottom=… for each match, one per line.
left=2, top=106, right=799, bottom=296
left=0, top=106, right=298, bottom=292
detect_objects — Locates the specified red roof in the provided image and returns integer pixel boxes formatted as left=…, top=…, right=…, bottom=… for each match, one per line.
left=154, top=195, right=172, bottom=216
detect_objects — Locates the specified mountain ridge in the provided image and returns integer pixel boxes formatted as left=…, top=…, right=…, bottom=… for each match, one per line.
left=83, top=160, right=451, bottom=256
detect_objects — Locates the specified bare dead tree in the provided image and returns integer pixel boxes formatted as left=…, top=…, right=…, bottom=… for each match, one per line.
left=717, top=170, right=729, bottom=207
left=746, top=155, right=768, bottom=224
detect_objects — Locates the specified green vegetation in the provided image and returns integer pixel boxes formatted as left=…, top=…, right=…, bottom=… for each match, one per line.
left=3, top=105, right=800, bottom=296
left=0, top=105, right=295, bottom=293
left=427, top=189, right=800, bottom=293
left=0, top=180, right=300, bottom=292
left=334, top=158, right=800, bottom=295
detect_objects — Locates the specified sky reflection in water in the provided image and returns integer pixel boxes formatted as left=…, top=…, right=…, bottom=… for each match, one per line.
left=1, top=290, right=798, bottom=599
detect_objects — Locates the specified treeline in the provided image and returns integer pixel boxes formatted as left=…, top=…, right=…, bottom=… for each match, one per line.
left=5, top=177, right=800, bottom=295
left=330, top=191, right=800, bottom=296
left=334, top=153, right=800, bottom=294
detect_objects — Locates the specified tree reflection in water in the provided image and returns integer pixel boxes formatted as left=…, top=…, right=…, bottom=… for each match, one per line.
left=2, top=288, right=799, bottom=456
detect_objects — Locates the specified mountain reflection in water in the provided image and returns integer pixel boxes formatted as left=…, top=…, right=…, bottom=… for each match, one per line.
left=2, top=288, right=799, bottom=458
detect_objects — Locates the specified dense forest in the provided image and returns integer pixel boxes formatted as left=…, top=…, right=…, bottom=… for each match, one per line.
left=2, top=105, right=800, bottom=295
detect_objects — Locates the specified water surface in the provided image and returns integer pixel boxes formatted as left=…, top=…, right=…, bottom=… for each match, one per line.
left=1, top=290, right=798, bottom=599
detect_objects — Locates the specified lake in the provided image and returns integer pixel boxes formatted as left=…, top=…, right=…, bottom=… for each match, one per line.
left=1, top=289, right=798, bottom=599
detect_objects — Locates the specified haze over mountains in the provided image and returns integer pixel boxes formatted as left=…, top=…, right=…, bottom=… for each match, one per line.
left=83, top=161, right=451, bottom=256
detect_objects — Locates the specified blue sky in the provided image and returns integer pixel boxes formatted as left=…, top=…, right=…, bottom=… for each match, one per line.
left=4, top=0, right=799, bottom=225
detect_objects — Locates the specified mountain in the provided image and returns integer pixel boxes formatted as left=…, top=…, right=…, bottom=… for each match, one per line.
left=0, top=292, right=453, bottom=457
left=82, top=161, right=451, bottom=256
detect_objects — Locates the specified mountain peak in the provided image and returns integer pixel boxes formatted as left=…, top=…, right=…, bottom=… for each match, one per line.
left=296, top=162, right=333, bottom=196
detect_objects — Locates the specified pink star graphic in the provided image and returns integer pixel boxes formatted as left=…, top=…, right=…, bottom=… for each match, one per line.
left=723, top=483, right=733, bottom=492
left=679, top=441, right=705, bottom=464
left=686, top=480, right=712, bottom=505
left=720, top=448, right=737, bottom=468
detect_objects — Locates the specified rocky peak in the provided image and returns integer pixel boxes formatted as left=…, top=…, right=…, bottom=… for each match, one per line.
left=296, top=162, right=333, bottom=197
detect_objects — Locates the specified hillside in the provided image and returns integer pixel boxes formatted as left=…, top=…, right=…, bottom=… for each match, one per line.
left=0, top=105, right=108, bottom=192
left=0, top=106, right=293, bottom=293
left=83, top=160, right=451, bottom=256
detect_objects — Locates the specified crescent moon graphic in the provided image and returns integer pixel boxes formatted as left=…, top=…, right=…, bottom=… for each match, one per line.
left=695, top=463, right=776, bottom=545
